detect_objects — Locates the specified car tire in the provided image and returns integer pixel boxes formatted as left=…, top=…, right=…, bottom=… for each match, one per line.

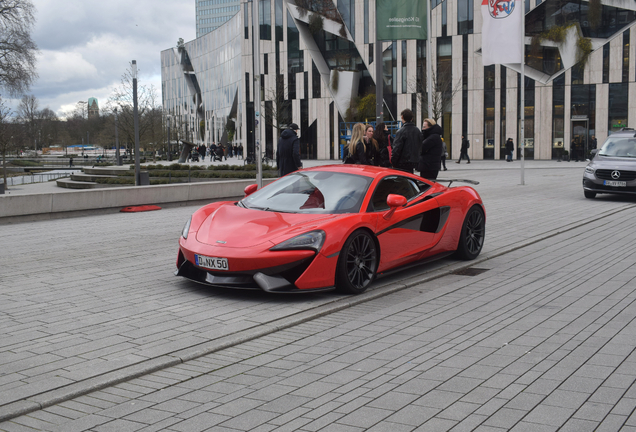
left=584, top=190, right=596, bottom=199
left=336, top=229, right=378, bottom=294
left=454, top=205, right=485, bottom=260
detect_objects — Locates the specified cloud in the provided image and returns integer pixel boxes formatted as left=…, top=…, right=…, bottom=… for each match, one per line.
left=11, top=0, right=197, bottom=117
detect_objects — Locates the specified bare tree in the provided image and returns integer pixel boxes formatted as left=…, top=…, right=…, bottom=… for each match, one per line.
left=16, top=93, right=38, bottom=152
left=107, top=63, right=156, bottom=158
left=264, top=75, right=292, bottom=138
left=0, top=0, right=39, bottom=95
left=411, top=62, right=462, bottom=123
left=0, top=97, right=15, bottom=189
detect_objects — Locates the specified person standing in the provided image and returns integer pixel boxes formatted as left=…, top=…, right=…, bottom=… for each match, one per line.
left=570, top=138, right=578, bottom=162
left=345, top=123, right=370, bottom=165
left=505, top=138, right=514, bottom=162
left=590, top=135, right=597, bottom=159
left=364, top=124, right=380, bottom=166
left=418, top=118, right=444, bottom=180
left=441, top=138, right=448, bottom=171
left=457, top=135, right=470, bottom=164
left=372, top=122, right=392, bottom=167
left=391, top=109, right=423, bottom=174
left=276, top=123, right=302, bottom=176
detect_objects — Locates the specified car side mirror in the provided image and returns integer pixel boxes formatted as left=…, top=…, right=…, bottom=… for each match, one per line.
left=591, top=149, right=598, bottom=157
left=244, top=184, right=258, bottom=196
left=384, top=194, right=407, bottom=219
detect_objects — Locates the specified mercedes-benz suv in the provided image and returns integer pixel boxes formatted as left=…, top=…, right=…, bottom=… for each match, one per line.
left=583, top=129, right=636, bottom=199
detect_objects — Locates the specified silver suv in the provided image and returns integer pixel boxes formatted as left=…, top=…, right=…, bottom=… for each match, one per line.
left=583, top=129, right=636, bottom=199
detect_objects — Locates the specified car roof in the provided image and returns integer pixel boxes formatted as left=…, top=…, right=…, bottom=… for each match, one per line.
left=301, top=164, right=414, bottom=180
left=607, top=129, right=636, bottom=138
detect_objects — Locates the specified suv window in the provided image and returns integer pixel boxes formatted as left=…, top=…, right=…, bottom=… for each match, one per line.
left=599, top=137, right=636, bottom=158
left=368, top=176, right=431, bottom=211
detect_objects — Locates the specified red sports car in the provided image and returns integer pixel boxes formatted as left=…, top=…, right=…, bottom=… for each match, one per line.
left=176, top=165, right=485, bottom=294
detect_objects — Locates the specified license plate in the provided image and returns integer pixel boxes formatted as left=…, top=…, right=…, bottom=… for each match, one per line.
left=604, top=180, right=627, bottom=187
left=195, top=254, right=229, bottom=271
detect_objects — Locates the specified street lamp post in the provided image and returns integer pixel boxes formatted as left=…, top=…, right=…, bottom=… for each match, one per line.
left=249, top=0, right=262, bottom=188
left=114, top=108, right=121, bottom=165
left=166, top=114, right=172, bottom=161
left=132, top=60, right=141, bottom=186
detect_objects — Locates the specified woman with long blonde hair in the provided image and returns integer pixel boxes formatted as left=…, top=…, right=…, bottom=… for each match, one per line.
left=346, top=123, right=370, bottom=164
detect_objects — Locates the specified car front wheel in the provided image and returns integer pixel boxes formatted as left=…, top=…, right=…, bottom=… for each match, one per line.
left=336, top=230, right=377, bottom=294
left=454, top=206, right=485, bottom=260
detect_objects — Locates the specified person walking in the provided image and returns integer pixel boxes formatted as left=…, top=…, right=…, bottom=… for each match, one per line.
left=418, top=118, right=444, bottom=180
left=391, top=109, right=422, bottom=174
left=505, top=138, right=514, bottom=162
left=345, top=123, right=370, bottom=165
left=372, top=122, right=392, bottom=167
left=276, top=123, right=302, bottom=176
left=456, top=135, right=470, bottom=164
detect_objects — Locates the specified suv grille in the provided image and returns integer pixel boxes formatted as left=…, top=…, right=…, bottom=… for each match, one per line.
left=595, top=169, right=636, bottom=181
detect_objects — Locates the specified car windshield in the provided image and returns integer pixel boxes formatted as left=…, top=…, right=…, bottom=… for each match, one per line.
left=241, top=171, right=373, bottom=214
left=598, top=137, right=636, bottom=158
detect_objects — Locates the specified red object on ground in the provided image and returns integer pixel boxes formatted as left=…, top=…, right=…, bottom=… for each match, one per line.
left=120, top=205, right=162, bottom=213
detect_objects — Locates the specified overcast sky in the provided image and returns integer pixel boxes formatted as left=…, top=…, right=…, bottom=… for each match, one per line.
left=7, top=0, right=196, bottom=117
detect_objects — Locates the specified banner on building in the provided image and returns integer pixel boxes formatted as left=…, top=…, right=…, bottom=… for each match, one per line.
left=481, top=0, right=523, bottom=65
left=376, top=0, right=427, bottom=41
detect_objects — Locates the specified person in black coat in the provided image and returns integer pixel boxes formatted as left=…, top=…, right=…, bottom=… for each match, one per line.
left=372, top=122, right=392, bottom=167
left=391, top=109, right=423, bottom=173
left=418, top=119, right=444, bottom=180
left=457, top=135, right=470, bottom=163
left=345, top=123, right=370, bottom=165
left=276, top=123, right=302, bottom=176
left=505, top=138, right=514, bottom=162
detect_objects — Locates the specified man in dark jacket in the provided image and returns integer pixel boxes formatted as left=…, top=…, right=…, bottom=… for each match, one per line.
left=418, top=119, right=444, bottom=180
left=457, top=135, right=471, bottom=164
left=276, top=123, right=302, bottom=177
left=391, top=109, right=423, bottom=173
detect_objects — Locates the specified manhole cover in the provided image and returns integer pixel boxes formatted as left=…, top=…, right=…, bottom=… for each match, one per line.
left=452, top=268, right=490, bottom=276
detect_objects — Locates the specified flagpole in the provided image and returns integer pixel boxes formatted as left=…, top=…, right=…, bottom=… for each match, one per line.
left=520, top=5, right=525, bottom=185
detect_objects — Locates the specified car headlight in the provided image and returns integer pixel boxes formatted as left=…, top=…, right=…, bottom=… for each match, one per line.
left=585, top=166, right=595, bottom=175
left=270, top=230, right=326, bottom=252
left=182, top=217, right=191, bottom=239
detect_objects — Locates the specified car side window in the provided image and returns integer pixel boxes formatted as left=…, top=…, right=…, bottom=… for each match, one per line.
left=368, top=176, right=429, bottom=212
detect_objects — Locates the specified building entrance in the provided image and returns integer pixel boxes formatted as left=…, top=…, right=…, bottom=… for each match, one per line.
left=571, top=119, right=589, bottom=161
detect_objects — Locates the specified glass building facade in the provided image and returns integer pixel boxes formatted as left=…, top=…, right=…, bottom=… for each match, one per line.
left=163, top=0, right=636, bottom=161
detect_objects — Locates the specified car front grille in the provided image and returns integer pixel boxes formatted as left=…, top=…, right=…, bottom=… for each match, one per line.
left=595, top=169, right=636, bottom=181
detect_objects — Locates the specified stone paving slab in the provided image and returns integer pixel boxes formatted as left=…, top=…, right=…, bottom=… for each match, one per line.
left=0, top=163, right=634, bottom=425
left=1, top=206, right=635, bottom=431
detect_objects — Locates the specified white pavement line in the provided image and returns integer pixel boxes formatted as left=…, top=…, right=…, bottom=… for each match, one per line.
left=1, top=201, right=634, bottom=423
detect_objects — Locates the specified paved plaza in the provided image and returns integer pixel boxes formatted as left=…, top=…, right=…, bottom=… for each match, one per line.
left=1, top=161, right=636, bottom=431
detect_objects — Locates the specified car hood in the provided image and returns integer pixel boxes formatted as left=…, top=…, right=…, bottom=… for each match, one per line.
left=591, top=155, right=636, bottom=169
left=195, top=203, right=339, bottom=248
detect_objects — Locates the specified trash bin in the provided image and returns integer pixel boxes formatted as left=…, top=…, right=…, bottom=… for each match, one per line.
left=139, top=171, right=150, bottom=186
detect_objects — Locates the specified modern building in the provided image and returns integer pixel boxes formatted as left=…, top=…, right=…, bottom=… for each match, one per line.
left=88, top=97, right=99, bottom=119
left=162, top=0, right=636, bottom=162
left=197, top=0, right=242, bottom=37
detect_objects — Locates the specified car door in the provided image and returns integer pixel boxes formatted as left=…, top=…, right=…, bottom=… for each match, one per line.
left=369, top=175, right=447, bottom=271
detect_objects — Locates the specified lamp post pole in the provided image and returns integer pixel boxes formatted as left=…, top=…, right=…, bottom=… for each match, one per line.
left=167, top=114, right=172, bottom=161
left=114, top=108, right=121, bottom=165
left=250, top=0, right=262, bottom=188
left=132, top=60, right=141, bottom=186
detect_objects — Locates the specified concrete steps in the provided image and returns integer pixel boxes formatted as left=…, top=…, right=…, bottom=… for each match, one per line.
left=56, top=178, right=99, bottom=189
left=57, top=167, right=131, bottom=189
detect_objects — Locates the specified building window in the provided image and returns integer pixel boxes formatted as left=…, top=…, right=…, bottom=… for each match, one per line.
left=603, top=42, right=609, bottom=83
left=337, top=0, right=355, bottom=40
left=259, top=0, right=271, bottom=40
left=499, top=65, right=507, bottom=159
left=457, top=0, right=473, bottom=34
left=484, top=65, right=495, bottom=159
left=623, top=29, right=630, bottom=83
left=245, top=5, right=249, bottom=39
left=402, top=40, right=407, bottom=94
left=364, top=0, right=369, bottom=44
left=609, top=83, right=628, bottom=133
left=312, top=61, right=321, bottom=98
left=264, top=53, right=268, bottom=74
left=275, top=0, right=283, bottom=41
left=442, top=0, right=448, bottom=37
left=552, top=74, right=565, bottom=159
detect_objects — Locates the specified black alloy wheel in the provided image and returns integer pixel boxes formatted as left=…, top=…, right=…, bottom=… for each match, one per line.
left=336, top=230, right=378, bottom=294
left=454, top=206, right=485, bottom=260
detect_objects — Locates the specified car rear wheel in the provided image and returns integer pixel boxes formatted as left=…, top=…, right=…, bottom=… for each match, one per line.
left=454, top=206, right=485, bottom=260
left=336, top=230, right=377, bottom=294
left=584, top=190, right=596, bottom=199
